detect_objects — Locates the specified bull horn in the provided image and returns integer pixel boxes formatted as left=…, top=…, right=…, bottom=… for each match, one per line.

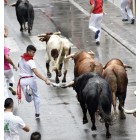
left=122, top=107, right=136, bottom=114
left=53, top=31, right=61, bottom=35
left=61, top=80, right=74, bottom=88
left=88, top=50, right=95, bottom=56
left=123, top=64, right=132, bottom=69
left=10, top=2, right=16, bottom=6
left=64, top=53, right=76, bottom=59
left=37, top=34, right=46, bottom=37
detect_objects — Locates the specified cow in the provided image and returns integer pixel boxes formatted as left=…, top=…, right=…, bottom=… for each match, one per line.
left=11, top=0, right=34, bottom=33
left=38, top=32, right=73, bottom=83
left=73, top=72, right=112, bottom=138
left=102, top=58, right=132, bottom=119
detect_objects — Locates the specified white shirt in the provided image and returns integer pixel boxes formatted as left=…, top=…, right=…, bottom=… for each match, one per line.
left=18, top=58, right=36, bottom=77
left=4, top=112, right=25, bottom=140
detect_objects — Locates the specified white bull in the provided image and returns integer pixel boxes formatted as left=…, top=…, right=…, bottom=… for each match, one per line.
left=38, top=32, right=73, bottom=83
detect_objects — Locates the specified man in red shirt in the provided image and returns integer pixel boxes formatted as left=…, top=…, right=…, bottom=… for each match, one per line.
left=89, top=0, right=103, bottom=45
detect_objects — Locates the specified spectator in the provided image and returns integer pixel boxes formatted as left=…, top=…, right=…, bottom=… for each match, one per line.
left=4, top=46, right=18, bottom=95
left=120, top=0, right=135, bottom=24
left=89, top=0, right=103, bottom=45
left=17, top=45, right=51, bottom=119
left=30, top=132, right=41, bottom=140
left=4, top=98, right=30, bottom=140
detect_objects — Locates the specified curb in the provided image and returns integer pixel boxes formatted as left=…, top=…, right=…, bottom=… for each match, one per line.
left=69, top=0, right=136, bottom=55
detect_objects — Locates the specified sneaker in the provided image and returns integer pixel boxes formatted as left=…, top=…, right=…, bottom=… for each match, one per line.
left=131, top=19, right=135, bottom=24
left=9, top=83, right=13, bottom=87
left=122, top=19, right=128, bottom=22
left=35, top=114, right=40, bottom=119
left=9, top=87, right=16, bottom=95
left=95, top=30, right=100, bottom=39
left=96, top=41, right=100, bottom=46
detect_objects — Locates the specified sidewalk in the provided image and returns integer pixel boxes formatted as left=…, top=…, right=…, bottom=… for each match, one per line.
left=69, top=0, right=136, bottom=55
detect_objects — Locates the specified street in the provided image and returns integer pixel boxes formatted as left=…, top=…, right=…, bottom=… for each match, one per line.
left=4, top=0, right=136, bottom=140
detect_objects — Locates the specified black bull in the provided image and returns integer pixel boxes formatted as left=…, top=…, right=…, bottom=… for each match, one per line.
left=73, top=72, right=112, bottom=138
left=14, top=0, right=34, bottom=33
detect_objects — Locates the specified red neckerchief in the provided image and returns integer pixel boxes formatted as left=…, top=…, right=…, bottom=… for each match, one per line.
left=21, top=53, right=33, bottom=61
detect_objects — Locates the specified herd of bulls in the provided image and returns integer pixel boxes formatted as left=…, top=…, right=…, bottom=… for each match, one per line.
left=11, top=0, right=135, bottom=138
left=38, top=32, right=135, bottom=138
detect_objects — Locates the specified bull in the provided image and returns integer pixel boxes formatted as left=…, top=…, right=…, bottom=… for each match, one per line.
left=62, top=51, right=103, bottom=89
left=11, top=0, right=34, bottom=33
left=74, top=72, right=112, bottom=138
left=65, top=50, right=103, bottom=77
left=103, top=58, right=132, bottom=119
left=38, top=32, right=72, bottom=83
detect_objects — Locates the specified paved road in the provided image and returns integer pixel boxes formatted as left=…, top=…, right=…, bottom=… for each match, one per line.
left=4, top=0, right=136, bottom=140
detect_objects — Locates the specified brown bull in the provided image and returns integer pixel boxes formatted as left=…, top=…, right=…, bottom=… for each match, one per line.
left=72, top=51, right=103, bottom=77
left=103, top=58, right=132, bottom=119
left=63, top=51, right=103, bottom=88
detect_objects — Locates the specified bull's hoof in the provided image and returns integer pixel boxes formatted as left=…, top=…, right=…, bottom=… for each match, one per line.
left=62, top=79, right=66, bottom=83
left=83, top=119, right=88, bottom=124
left=28, top=29, right=31, bottom=34
left=55, top=78, right=60, bottom=83
left=47, top=73, right=52, bottom=78
left=20, top=28, right=23, bottom=32
left=91, top=125, right=96, bottom=131
left=106, top=133, right=111, bottom=138
left=120, top=113, right=126, bottom=119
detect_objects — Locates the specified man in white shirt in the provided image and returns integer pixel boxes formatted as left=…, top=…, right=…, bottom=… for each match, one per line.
left=17, top=45, right=51, bottom=119
left=4, top=98, right=30, bottom=140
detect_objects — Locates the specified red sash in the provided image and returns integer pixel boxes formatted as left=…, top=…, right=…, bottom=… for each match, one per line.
left=17, top=76, right=33, bottom=102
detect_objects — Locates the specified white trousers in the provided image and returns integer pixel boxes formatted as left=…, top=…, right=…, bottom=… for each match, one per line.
left=120, top=0, right=134, bottom=20
left=89, top=13, right=103, bottom=42
left=20, top=77, right=40, bottom=114
left=4, top=69, right=15, bottom=85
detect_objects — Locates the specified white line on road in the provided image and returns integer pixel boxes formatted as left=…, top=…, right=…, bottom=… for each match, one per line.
left=69, top=0, right=89, bottom=16
left=4, top=37, right=20, bottom=52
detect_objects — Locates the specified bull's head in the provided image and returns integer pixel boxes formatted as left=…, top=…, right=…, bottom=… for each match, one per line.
left=10, top=0, right=25, bottom=7
left=38, top=31, right=61, bottom=43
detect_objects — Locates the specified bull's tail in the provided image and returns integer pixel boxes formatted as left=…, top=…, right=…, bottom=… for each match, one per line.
left=25, top=0, right=34, bottom=32
left=26, top=1, right=30, bottom=22
left=98, top=104, right=112, bottom=123
left=98, top=86, right=112, bottom=123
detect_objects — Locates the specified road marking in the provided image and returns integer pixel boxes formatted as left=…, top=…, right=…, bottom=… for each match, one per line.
left=69, top=0, right=89, bottom=16
left=29, top=36, right=46, bottom=50
left=4, top=37, right=20, bottom=52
